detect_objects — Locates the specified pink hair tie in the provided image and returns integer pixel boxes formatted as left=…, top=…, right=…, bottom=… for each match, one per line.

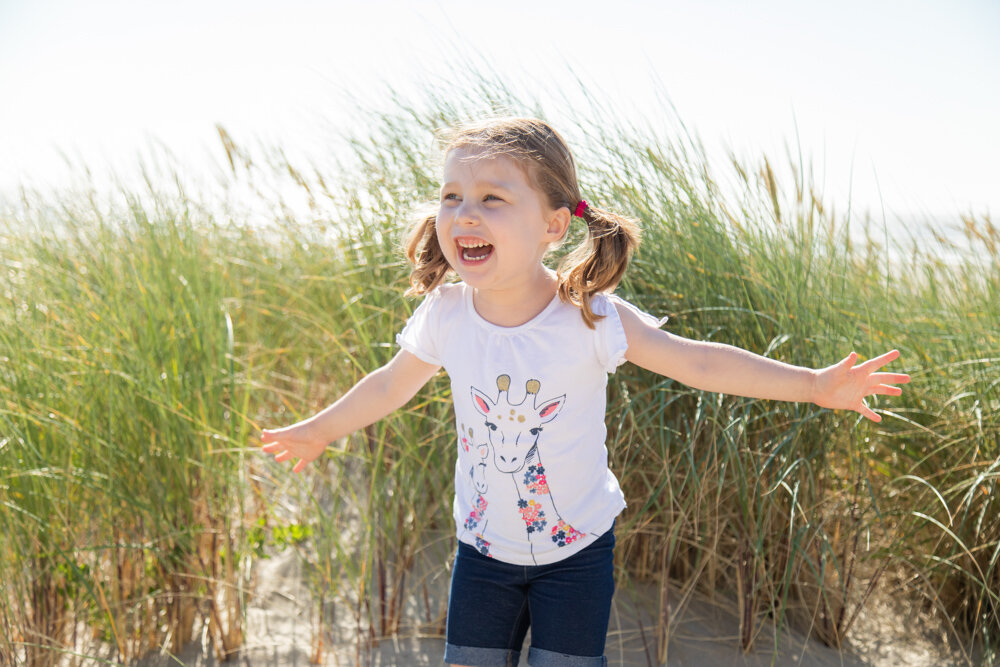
left=573, top=200, right=588, bottom=217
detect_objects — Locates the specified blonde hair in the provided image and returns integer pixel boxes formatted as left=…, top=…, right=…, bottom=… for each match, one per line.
left=404, top=117, right=640, bottom=328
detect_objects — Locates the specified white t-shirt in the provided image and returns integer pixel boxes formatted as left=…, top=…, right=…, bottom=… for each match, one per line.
left=397, top=282, right=665, bottom=566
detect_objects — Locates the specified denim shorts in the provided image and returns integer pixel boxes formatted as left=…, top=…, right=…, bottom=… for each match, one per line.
left=444, top=525, right=615, bottom=667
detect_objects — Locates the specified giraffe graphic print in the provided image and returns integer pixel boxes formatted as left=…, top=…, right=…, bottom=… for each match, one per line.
left=458, top=422, right=493, bottom=556
left=470, top=374, right=585, bottom=564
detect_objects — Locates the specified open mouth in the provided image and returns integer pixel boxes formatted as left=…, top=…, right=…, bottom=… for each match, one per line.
left=457, top=238, right=494, bottom=263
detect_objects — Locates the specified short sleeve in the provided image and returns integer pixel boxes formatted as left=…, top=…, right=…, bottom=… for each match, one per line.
left=593, top=293, right=668, bottom=373
left=396, top=289, right=444, bottom=366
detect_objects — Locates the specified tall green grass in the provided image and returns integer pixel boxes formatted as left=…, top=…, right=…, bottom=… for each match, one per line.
left=1, top=78, right=996, bottom=665
left=1, top=191, right=259, bottom=664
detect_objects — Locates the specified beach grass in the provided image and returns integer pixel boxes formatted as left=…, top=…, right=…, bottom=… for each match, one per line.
left=0, top=80, right=996, bottom=665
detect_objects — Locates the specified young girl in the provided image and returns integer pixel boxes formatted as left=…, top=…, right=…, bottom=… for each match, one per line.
left=260, top=117, right=909, bottom=666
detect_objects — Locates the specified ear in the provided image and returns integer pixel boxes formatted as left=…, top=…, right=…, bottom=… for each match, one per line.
left=471, top=387, right=494, bottom=417
left=536, top=395, right=565, bottom=423
left=545, top=206, right=572, bottom=243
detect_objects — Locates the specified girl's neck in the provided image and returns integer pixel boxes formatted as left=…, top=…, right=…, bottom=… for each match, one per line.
left=471, top=269, right=559, bottom=327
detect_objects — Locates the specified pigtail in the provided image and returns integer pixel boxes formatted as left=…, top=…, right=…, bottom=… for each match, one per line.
left=557, top=205, right=641, bottom=328
left=404, top=212, right=452, bottom=296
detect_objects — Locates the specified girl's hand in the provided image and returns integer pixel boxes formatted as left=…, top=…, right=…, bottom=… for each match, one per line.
left=260, top=421, right=331, bottom=474
left=812, top=349, right=910, bottom=422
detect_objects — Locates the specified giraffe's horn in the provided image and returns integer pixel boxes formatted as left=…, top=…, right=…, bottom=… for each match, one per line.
left=525, top=379, right=540, bottom=395
left=497, top=375, right=511, bottom=392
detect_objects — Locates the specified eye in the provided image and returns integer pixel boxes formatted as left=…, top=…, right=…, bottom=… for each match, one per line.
left=483, top=194, right=503, bottom=202
left=529, top=427, right=542, bottom=436
left=442, top=193, right=460, bottom=202
left=486, top=421, right=497, bottom=431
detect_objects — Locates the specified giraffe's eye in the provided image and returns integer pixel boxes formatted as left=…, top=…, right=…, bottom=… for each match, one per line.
left=486, top=421, right=498, bottom=431
left=529, top=427, right=542, bottom=436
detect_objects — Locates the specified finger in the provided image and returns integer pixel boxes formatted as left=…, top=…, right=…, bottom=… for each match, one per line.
left=867, top=384, right=902, bottom=396
left=260, top=429, right=275, bottom=443
left=858, top=349, right=900, bottom=372
left=261, top=442, right=282, bottom=453
left=274, top=450, right=293, bottom=462
left=293, top=458, right=311, bottom=474
left=841, top=351, right=859, bottom=369
left=858, top=402, right=882, bottom=422
left=871, top=372, right=910, bottom=384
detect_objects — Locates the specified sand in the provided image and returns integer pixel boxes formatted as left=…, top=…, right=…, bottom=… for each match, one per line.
left=126, top=549, right=978, bottom=667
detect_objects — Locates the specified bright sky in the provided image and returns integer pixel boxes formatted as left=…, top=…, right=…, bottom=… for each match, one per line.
left=1, top=0, right=997, bottom=224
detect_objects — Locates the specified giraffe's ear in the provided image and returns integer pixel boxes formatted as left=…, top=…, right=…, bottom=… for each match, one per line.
left=471, top=387, right=493, bottom=417
left=536, top=395, right=565, bottom=423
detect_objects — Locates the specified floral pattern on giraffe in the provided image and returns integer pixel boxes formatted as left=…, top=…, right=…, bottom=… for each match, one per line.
left=517, top=498, right=547, bottom=533
left=551, top=520, right=584, bottom=547
left=474, top=534, right=492, bottom=557
left=523, top=464, right=549, bottom=495
left=464, top=494, right=488, bottom=531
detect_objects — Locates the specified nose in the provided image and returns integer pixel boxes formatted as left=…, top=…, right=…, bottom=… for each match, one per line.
left=455, top=200, right=479, bottom=226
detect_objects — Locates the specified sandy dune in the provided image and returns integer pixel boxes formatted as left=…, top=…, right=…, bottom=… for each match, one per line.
left=129, top=549, right=975, bottom=667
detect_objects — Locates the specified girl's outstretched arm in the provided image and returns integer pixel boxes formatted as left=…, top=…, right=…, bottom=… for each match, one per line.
left=617, top=304, right=910, bottom=422
left=260, top=350, right=441, bottom=472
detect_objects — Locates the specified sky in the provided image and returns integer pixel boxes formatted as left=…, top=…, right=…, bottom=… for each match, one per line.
left=1, top=0, right=998, bottom=225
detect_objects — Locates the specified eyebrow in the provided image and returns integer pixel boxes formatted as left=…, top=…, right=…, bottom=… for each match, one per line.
left=440, top=180, right=517, bottom=192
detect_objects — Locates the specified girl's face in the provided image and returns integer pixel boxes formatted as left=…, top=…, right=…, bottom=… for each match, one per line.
left=436, top=148, right=568, bottom=297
